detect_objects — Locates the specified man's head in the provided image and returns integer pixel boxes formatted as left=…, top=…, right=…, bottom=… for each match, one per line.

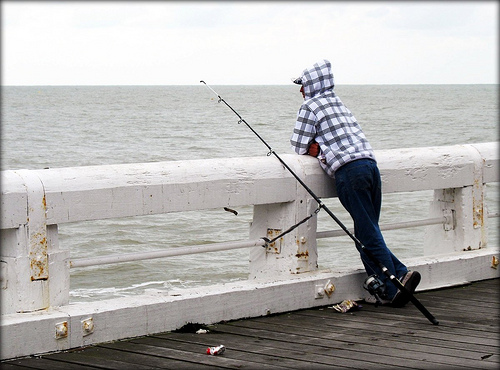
left=292, top=77, right=305, bottom=99
left=292, top=59, right=334, bottom=99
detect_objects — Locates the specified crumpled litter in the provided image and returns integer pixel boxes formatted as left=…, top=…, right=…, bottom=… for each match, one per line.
left=330, top=299, right=360, bottom=313
left=206, top=345, right=225, bottom=355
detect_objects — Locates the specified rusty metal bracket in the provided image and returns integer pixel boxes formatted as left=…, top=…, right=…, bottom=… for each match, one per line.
left=15, top=170, right=48, bottom=281
left=261, top=205, right=321, bottom=252
left=265, top=229, right=282, bottom=254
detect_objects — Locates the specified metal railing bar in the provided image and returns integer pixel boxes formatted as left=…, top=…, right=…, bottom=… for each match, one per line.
left=318, top=212, right=498, bottom=239
left=70, top=239, right=266, bottom=268
left=317, top=216, right=446, bottom=239
left=70, top=212, right=498, bottom=268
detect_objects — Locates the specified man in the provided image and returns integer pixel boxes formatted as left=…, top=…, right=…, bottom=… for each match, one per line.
left=290, top=59, right=420, bottom=307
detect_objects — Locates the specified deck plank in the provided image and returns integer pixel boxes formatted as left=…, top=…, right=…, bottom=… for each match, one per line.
left=161, top=326, right=415, bottom=369
left=45, top=346, right=170, bottom=369
left=0, top=357, right=101, bottom=369
left=227, top=316, right=496, bottom=369
left=130, top=336, right=337, bottom=370
left=2, top=278, right=498, bottom=369
left=150, top=332, right=364, bottom=370
left=99, top=340, right=286, bottom=369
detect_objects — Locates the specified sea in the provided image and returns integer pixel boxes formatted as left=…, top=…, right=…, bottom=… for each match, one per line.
left=1, top=84, right=498, bottom=303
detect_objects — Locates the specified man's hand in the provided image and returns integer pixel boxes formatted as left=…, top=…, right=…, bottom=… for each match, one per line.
left=308, top=142, right=320, bottom=157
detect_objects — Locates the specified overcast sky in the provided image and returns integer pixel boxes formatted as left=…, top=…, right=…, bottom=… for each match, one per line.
left=2, top=1, right=498, bottom=85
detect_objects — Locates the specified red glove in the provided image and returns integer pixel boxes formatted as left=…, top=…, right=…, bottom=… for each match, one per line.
left=307, top=142, right=320, bottom=157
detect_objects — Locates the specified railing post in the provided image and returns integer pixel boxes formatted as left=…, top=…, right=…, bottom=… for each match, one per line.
left=424, top=145, right=488, bottom=255
left=248, top=157, right=319, bottom=279
left=1, top=170, right=69, bottom=314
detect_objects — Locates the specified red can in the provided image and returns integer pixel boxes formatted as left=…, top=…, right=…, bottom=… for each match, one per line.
left=206, top=344, right=225, bottom=355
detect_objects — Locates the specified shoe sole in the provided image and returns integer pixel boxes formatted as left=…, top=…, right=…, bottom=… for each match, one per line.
left=391, top=271, right=421, bottom=308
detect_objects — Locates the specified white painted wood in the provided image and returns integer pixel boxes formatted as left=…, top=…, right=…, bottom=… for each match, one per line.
left=378, top=144, right=477, bottom=193
left=1, top=249, right=497, bottom=360
left=33, top=156, right=297, bottom=224
left=424, top=144, right=491, bottom=255
left=249, top=157, right=319, bottom=279
left=0, top=142, right=498, bottom=360
left=471, top=142, right=499, bottom=183
left=16, top=170, right=49, bottom=281
left=0, top=170, right=51, bottom=313
left=0, top=170, right=27, bottom=229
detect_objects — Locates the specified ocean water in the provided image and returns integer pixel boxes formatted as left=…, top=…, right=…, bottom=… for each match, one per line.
left=2, top=84, right=498, bottom=303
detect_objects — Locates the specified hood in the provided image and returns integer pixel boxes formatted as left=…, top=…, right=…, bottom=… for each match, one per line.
left=298, top=59, right=335, bottom=99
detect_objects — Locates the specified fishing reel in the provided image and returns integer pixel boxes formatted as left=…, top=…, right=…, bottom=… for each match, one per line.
left=363, top=275, right=386, bottom=305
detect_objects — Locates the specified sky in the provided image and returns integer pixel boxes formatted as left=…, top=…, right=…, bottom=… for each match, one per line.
left=1, top=1, right=498, bottom=85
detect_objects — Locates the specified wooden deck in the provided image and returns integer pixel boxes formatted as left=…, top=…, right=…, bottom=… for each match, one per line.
left=2, top=278, right=499, bottom=369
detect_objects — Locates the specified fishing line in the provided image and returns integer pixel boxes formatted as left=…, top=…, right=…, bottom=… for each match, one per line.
left=200, top=81, right=438, bottom=325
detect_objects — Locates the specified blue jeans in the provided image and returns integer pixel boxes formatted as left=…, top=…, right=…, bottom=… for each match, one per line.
left=334, top=159, right=407, bottom=299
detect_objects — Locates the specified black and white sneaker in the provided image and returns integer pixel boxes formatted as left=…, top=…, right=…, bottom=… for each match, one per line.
left=391, top=271, right=421, bottom=308
left=364, top=295, right=391, bottom=305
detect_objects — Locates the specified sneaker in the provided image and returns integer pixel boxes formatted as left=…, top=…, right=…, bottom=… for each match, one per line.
left=364, top=295, right=391, bottom=306
left=391, top=271, right=421, bottom=308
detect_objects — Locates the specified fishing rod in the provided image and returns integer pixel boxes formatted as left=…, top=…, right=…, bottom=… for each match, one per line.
left=200, top=81, right=439, bottom=325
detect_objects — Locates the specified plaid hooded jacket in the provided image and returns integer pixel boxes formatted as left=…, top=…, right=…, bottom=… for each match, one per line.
left=290, top=59, right=375, bottom=178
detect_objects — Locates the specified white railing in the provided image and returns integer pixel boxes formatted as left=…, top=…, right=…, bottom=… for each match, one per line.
left=68, top=214, right=498, bottom=268
left=1, top=142, right=499, bottom=360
